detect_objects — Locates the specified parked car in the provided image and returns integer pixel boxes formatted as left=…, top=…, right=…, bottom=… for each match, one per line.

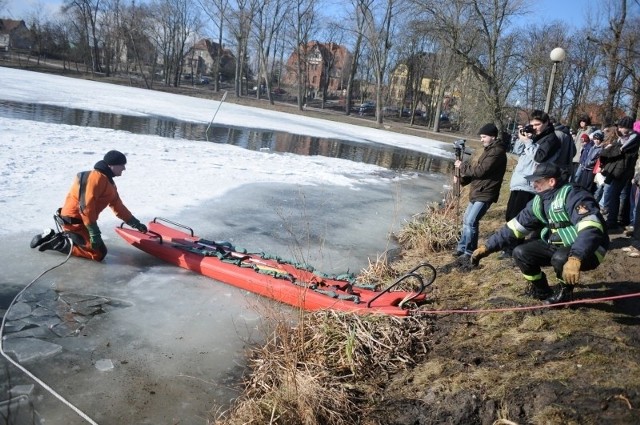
left=199, top=77, right=210, bottom=84
left=382, top=106, right=399, bottom=117
left=358, top=102, right=376, bottom=116
left=439, top=115, right=459, bottom=131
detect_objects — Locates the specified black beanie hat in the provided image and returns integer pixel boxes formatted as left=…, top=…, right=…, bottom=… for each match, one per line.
left=617, top=116, right=634, bottom=130
left=478, top=123, right=499, bottom=138
left=103, top=150, right=127, bottom=166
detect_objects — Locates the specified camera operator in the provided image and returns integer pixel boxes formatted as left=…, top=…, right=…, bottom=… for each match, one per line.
left=530, top=110, right=565, bottom=171
left=497, top=125, right=538, bottom=260
left=453, top=123, right=508, bottom=258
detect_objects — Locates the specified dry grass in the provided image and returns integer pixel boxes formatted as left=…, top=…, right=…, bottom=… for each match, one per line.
left=395, top=192, right=460, bottom=255
left=214, top=311, right=433, bottom=425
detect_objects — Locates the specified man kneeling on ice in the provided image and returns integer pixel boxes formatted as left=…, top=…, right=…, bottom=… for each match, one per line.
left=29, top=150, right=148, bottom=261
left=471, top=163, right=609, bottom=304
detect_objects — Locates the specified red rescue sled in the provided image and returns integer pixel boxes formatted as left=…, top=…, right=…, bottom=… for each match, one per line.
left=115, top=218, right=435, bottom=316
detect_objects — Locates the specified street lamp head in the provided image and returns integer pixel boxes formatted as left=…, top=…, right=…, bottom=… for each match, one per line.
left=550, top=47, right=566, bottom=63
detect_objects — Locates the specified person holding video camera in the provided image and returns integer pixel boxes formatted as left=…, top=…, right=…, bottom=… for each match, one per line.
left=453, top=123, right=508, bottom=258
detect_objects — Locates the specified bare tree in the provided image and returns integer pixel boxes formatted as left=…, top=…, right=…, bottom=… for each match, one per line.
left=587, top=0, right=636, bottom=124
left=251, top=0, right=290, bottom=104
left=149, top=0, right=201, bottom=87
left=413, top=0, right=527, bottom=132
left=290, top=0, right=317, bottom=109
left=342, top=0, right=373, bottom=115
left=359, top=0, right=400, bottom=124
left=198, top=0, right=229, bottom=91
left=227, top=0, right=255, bottom=96
left=63, top=0, right=103, bottom=73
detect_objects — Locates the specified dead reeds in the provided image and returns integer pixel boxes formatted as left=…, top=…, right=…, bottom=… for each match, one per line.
left=215, top=311, right=433, bottom=425
left=395, top=192, right=460, bottom=255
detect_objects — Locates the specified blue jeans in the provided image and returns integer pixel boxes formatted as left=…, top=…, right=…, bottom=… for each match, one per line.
left=457, top=201, right=491, bottom=255
left=601, top=179, right=626, bottom=227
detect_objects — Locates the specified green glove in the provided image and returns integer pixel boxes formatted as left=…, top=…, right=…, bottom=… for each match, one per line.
left=86, top=223, right=103, bottom=249
left=126, top=217, right=148, bottom=233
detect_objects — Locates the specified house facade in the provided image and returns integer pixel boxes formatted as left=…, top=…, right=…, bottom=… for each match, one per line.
left=0, top=19, right=32, bottom=53
left=182, top=38, right=235, bottom=81
left=283, top=41, right=351, bottom=98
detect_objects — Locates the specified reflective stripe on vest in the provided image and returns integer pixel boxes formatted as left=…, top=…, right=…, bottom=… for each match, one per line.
left=532, top=184, right=577, bottom=247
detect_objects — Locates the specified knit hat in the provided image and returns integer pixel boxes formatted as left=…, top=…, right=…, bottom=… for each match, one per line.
left=477, top=123, right=498, bottom=138
left=591, top=130, right=604, bottom=141
left=617, top=116, right=635, bottom=129
left=580, top=133, right=590, bottom=142
left=103, top=150, right=127, bottom=166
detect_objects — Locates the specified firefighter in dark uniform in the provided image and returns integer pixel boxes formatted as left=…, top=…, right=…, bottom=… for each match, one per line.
left=471, top=163, right=609, bottom=304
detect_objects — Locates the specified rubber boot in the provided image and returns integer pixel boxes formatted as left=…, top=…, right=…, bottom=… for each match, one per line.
left=30, top=228, right=55, bottom=249
left=543, top=283, right=574, bottom=305
left=525, top=274, right=553, bottom=300
left=38, top=233, right=71, bottom=254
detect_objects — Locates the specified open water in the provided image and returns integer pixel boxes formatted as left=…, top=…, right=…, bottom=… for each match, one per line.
left=0, top=99, right=452, bottom=174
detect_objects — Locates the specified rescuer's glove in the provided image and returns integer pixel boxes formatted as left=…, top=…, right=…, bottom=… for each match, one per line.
left=471, top=245, right=491, bottom=267
left=87, top=223, right=104, bottom=249
left=562, top=257, right=581, bottom=286
left=127, top=217, right=148, bottom=233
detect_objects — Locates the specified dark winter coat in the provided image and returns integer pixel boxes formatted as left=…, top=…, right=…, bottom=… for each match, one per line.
left=599, top=132, right=640, bottom=182
left=533, top=124, right=561, bottom=165
left=459, top=138, right=507, bottom=204
left=485, top=183, right=609, bottom=261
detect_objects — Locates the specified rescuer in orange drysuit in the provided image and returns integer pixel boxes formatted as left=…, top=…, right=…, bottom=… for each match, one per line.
left=30, top=150, right=147, bottom=261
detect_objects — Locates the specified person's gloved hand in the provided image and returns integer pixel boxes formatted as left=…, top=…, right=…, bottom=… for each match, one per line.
left=562, top=257, right=581, bottom=285
left=86, top=223, right=103, bottom=249
left=471, top=245, right=490, bottom=267
left=127, top=217, right=148, bottom=233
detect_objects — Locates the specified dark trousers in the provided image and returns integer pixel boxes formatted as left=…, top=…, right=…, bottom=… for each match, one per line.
left=512, top=239, right=601, bottom=283
left=505, top=190, right=535, bottom=221
left=503, top=190, right=536, bottom=254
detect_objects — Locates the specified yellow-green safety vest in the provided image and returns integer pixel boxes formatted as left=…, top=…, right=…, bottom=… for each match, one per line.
left=532, top=184, right=578, bottom=247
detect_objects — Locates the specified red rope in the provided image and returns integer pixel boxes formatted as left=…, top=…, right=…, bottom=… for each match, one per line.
left=413, top=291, right=640, bottom=315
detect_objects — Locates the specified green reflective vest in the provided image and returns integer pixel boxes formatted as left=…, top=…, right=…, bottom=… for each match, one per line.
left=532, top=184, right=578, bottom=246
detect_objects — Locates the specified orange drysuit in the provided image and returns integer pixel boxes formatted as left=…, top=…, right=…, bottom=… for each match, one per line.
left=59, top=164, right=133, bottom=261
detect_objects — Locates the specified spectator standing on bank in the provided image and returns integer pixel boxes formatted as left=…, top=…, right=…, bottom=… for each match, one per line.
left=577, top=130, right=604, bottom=192
left=551, top=117, right=577, bottom=177
left=453, top=123, right=508, bottom=258
left=530, top=110, right=562, bottom=168
left=499, top=125, right=538, bottom=259
left=573, top=115, right=594, bottom=171
left=574, top=133, right=593, bottom=183
left=599, top=117, right=640, bottom=232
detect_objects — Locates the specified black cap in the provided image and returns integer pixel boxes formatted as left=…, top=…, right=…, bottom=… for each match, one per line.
left=103, top=150, right=127, bottom=166
left=617, top=116, right=634, bottom=129
left=524, top=163, right=561, bottom=181
left=478, top=123, right=498, bottom=138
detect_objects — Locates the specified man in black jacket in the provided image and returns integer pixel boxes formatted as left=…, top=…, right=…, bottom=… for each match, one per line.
left=453, top=123, right=507, bottom=257
left=472, top=163, right=609, bottom=304
left=599, top=116, right=640, bottom=230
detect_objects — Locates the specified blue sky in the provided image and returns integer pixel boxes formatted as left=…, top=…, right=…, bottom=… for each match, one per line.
left=4, top=0, right=594, bottom=25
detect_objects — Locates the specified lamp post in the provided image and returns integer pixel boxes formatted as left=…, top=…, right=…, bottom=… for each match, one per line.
left=544, top=47, right=566, bottom=113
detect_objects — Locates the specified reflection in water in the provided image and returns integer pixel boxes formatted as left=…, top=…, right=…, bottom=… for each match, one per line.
left=0, top=99, right=452, bottom=174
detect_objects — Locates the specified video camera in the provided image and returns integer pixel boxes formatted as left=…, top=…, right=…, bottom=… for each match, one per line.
left=519, top=124, right=534, bottom=135
left=453, top=139, right=466, bottom=159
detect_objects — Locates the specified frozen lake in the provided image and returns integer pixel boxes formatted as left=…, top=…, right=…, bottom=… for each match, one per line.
left=0, top=67, right=451, bottom=424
